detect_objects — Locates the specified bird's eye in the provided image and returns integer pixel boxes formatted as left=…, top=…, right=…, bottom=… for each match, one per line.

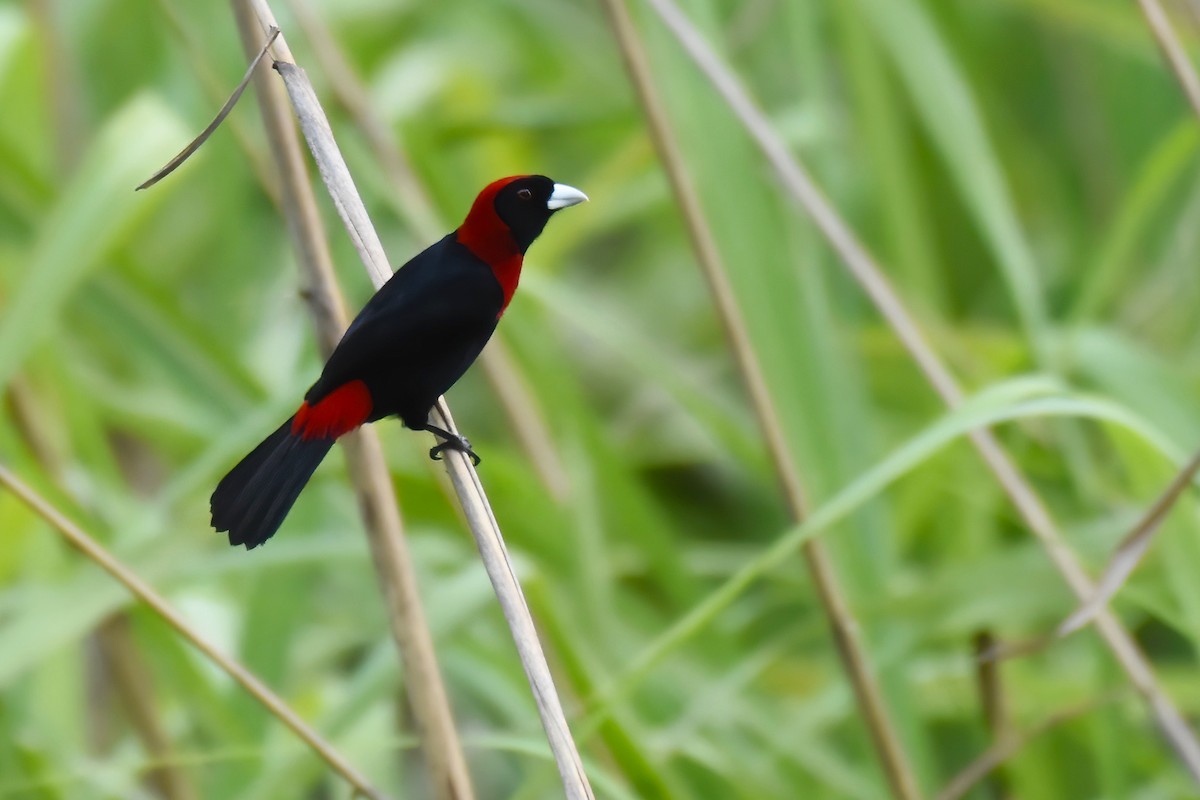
left=517, top=188, right=533, bottom=200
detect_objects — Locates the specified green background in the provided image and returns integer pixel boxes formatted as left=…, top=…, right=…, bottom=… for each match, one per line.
left=2, top=0, right=1199, bottom=797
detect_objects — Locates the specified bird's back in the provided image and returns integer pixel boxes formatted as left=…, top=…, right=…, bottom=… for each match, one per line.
left=306, top=234, right=504, bottom=428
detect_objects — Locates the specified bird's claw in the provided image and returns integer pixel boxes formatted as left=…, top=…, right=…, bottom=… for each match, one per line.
left=429, top=434, right=481, bottom=466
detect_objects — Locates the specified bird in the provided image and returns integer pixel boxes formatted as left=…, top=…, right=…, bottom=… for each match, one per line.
left=211, top=175, right=587, bottom=549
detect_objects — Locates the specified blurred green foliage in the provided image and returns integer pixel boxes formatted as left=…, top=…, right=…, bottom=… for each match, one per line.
left=2, top=0, right=1200, bottom=797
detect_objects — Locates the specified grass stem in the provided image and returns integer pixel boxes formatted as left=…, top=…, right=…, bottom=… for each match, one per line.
left=600, top=1, right=923, bottom=797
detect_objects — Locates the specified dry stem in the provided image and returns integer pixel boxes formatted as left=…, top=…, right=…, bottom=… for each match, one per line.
left=636, top=0, right=1200, bottom=781
left=971, top=631, right=1011, bottom=799
left=1053, top=447, right=1200, bottom=638
left=230, top=3, right=475, bottom=797
left=600, top=1, right=922, bottom=797
left=285, top=0, right=571, bottom=500
left=936, top=691, right=1126, bottom=800
left=0, top=465, right=384, bottom=800
left=96, top=615, right=198, bottom=800
left=1137, top=0, right=1200, bottom=119
left=238, top=3, right=595, bottom=797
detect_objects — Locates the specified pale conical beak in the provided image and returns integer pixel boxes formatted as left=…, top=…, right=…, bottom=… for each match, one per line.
left=547, top=183, right=589, bottom=210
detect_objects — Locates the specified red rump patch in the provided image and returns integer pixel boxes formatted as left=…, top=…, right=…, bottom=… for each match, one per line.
left=456, top=176, right=526, bottom=313
left=291, top=380, right=373, bottom=440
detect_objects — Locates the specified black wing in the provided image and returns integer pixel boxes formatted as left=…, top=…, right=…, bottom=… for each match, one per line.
left=305, top=235, right=503, bottom=426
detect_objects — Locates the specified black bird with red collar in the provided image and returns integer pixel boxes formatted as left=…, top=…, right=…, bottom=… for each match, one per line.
left=211, top=175, right=587, bottom=549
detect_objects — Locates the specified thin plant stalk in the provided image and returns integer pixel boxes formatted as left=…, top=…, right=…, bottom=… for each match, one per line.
left=12, top=14, right=196, bottom=785
left=28, top=0, right=83, bottom=170
left=154, top=0, right=281, bottom=205
left=138, top=26, right=280, bottom=190
left=238, top=3, right=596, bottom=797
left=284, top=0, right=570, bottom=500
left=96, top=615, right=198, bottom=800
left=284, top=0, right=441, bottom=238
left=1053, top=447, right=1200, bottom=639
left=1137, top=0, right=1200, bottom=120
left=971, top=631, right=1010, bottom=800
left=8, top=382, right=196, bottom=800
left=935, top=691, right=1126, bottom=800
left=229, top=4, right=475, bottom=798
left=636, top=0, right=1200, bottom=781
left=0, top=465, right=385, bottom=800
left=599, top=1, right=922, bottom=798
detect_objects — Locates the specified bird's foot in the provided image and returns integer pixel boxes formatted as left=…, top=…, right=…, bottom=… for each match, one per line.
left=425, top=424, right=481, bottom=466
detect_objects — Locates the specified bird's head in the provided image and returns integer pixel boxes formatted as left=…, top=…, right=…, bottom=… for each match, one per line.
left=459, top=175, right=588, bottom=256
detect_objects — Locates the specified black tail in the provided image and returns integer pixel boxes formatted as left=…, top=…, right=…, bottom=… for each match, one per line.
left=211, top=418, right=335, bottom=549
